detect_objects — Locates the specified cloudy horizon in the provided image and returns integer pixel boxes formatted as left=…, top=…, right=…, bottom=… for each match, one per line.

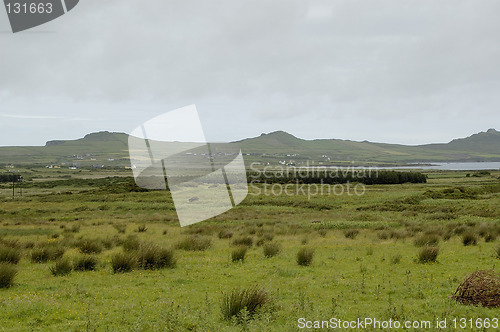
left=1, top=0, right=499, bottom=147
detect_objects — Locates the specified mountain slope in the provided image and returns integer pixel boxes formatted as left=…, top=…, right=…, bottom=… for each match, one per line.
left=0, top=129, right=499, bottom=165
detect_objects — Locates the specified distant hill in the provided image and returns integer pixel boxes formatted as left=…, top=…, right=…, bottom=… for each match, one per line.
left=0, top=129, right=499, bottom=166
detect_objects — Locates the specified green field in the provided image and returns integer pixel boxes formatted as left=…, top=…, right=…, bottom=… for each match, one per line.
left=0, top=168, right=499, bottom=331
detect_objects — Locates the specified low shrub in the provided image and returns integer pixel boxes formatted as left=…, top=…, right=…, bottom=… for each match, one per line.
left=221, top=286, right=271, bottom=321
left=297, top=247, right=314, bottom=266
left=263, top=242, right=281, bottom=258
left=176, top=236, right=212, bottom=251
left=49, top=258, right=72, bottom=276
left=417, top=246, right=439, bottom=263
left=111, top=252, right=136, bottom=273
left=74, top=255, right=98, bottom=271
left=231, top=247, right=247, bottom=262
left=0, top=263, right=17, bottom=288
left=0, top=245, right=21, bottom=264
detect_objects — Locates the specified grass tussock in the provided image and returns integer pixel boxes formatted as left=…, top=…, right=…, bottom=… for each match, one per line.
left=122, top=235, right=141, bottom=252
left=136, top=224, right=148, bottom=233
left=414, top=234, right=440, bottom=247
left=176, top=236, right=212, bottom=251
left=30, top=246, right=65, bottom=263
left=137, top=244, right=176, bottom=269
left=417, top=246, right=439, bottom=263
left=221, top=286, right=271, bottom=322
left=113, top=224, right=127, bottom=234
left=263, top=242, right=281, bottom=258
left=462, top=232, right=478, bottom=246
left=452, top=270, right=500, bottom=308
left=49, top=258, right=72, bottom=276
left=232, top=236, right=253, bottom=247
left=75, top=238, right=103, bottom=254
left=297, top=247, right=314, bottom=266
left=73, top=255, right=98, bottom=271
left=111, top=252, right=136, bottom=273
left=344, top=229, right=359, bottom=239
left=231, top=246, right=247, bottom=262
left=0, top=245, right=22, bottom=264
left=0, top=263, right=17, bottom=288
left=218, top=229, right=233, bottom=239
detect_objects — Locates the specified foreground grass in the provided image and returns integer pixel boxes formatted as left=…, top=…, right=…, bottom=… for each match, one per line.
left=0, top=170, right=498, bottom=330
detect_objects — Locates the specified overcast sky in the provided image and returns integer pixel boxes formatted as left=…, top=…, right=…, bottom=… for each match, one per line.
left=1, top=0, right=499, bottom=146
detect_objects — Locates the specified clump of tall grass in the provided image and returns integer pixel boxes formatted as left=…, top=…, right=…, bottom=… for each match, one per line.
left=113, top=224, right=127, bottom=234
left=232, top=236, right=253, bottom=247
left=462, top=232, right=478, bottom=246
left=75, top=238, right=103, bottom=254
left=176, top=236, right=212, bottom=251
left=122, top=235, right=141, bottom=252
left=30, top=246, right=65, bottom=263
left=64, top=223, right=80, bottom=233
left=263, top=242, right=281, bottom=258
left=218, top=229, right=234, bottom=239
left=137, top=244, right=176, bottom=269
left=49, top=258, right=72, bottom=276
left=0, top=263, right=17, bottom=288
left=417, top=246, right=439, bottom=263
left=494, top=245, right=500, bottom=259
left=231, top=247, right=247, bottom=262
left=297, top=247, right=314, bottom=266
left=0, top=245, right=21, bottom=264
left=136, top=224, right=148, bottom=233
left=414, top=234, right=440, bottom=247
left=73, top=255, right=98, bottom=271
left=221, top=286, right=271, bottom=322
left=256, top=233, right=274, bottom=247
left=344, top=229, right=359, bottom=239
left=111, top=252, right=136, bottom=273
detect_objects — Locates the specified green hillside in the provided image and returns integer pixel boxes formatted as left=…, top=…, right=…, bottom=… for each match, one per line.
left=0, top=129, right=499, bottom=166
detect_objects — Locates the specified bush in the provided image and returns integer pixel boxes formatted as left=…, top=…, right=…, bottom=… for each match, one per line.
left=74, top=255, right=98, bottom=271
left=462, top=232, right=478, bottom=246
left=49, top=259, right=72, bottom=276
left=75, top=238, right=103, bottom=254
left=452, top=270, right=500, bottom=308
left=418, top=246, right=439, bottom=263
left=414, top=234, right=440, bottom=247
left=297, top=247, right=314, bottom=266
left=137, top=244, right=176, bottom=269
left=0, top=245, right=21, bottom=264
left=111, top=252, right=136, bottom=273
left=176, top=236, right=212, bottom=251
left=263, top=242, right=281, bottom=258
left=344, top=229, right=359, bottom=239
left=231, top=247, right=247, bottom=262
left=221, top=286, right=271, bottom=321
left=0, top=263, right=17, bottom=288
left=232, top=236, right=253, bottom=247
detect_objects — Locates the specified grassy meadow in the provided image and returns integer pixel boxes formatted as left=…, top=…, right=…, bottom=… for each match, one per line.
left=0, top=167, right=499, bottom=331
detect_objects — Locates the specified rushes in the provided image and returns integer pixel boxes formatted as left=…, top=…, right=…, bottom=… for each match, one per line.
left=263, top=242, right=281, bottom=258
left=176, top=236, right=212, bottom=251
left=49, top=258, right=72, bottom=276
left=297, top=247, right=314, bottom=266
left=417, top=246, right=439, bottom=263
left=0, top=245, right=22, bottom=264
left=221, top=286, right=271, bottom=321
left=0, top=263, right=17, bottom=288
left=231, top=247, right=247, bottom=262
left=111, top=252, right=136, bottom=273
